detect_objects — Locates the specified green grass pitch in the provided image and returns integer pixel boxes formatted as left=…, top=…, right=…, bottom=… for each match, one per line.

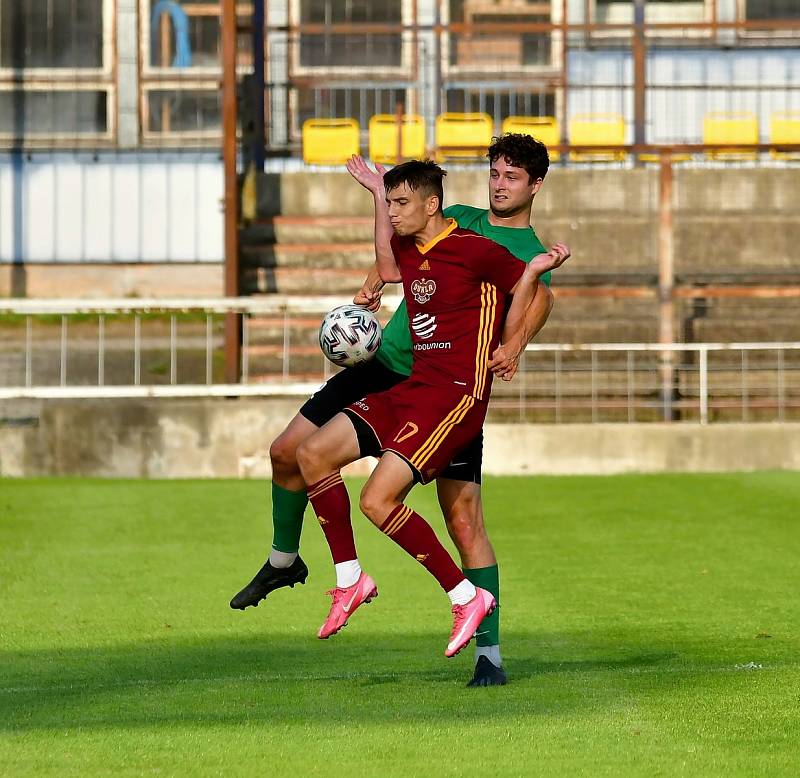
left=1, top=474, right=799, bottom=776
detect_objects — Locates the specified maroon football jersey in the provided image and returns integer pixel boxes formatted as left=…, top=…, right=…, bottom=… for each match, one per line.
left=389, top=218, right=526, bottom=401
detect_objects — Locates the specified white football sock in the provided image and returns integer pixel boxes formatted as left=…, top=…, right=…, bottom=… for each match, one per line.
left=447, top=579, right=477, bottom=606
left=269, top=549, right=298, bottom=568
left=335, top=559, right=362, bottom=588
left=476, top=644, right=502, bottom=667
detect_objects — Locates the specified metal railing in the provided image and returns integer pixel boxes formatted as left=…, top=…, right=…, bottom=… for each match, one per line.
left=0, top=296, right=387, bottom=396
left=518, top=342, right=800, bottom=425
left=1, top=297, right=798, bottom=424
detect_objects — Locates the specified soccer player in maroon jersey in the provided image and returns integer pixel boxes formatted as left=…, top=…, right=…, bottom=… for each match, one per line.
left=295, top=160, right=568, bottom=658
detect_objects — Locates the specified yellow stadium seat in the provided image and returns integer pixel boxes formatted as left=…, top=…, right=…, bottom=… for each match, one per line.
left=569, top=113, right=626, bottom=161
left=435, top=112, right=494, bottom=161
left=770, top=112, right=800, bottom=160
left=302, top=118, right=360, bottom=165
left=501, top=116, right=561, bottom=162
left=638, top=150, right=692, bottom=164
left=368, top=114, right=426, bottom=164
left=703, top=112, right=759, bottom=160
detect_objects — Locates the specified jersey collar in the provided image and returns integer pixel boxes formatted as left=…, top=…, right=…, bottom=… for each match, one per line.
left=417, top=217, right=457, bottom=255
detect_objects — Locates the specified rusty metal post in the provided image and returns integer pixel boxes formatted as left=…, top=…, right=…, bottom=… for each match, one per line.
left=160, top=13, right=172, bottom=133
left=222, top=0, right=241, bottom=383
left=560, top=0, right=569, bottom=148
left=632, top=0, right=646, bottom=157
left=658, top=154, right=676, bottom=421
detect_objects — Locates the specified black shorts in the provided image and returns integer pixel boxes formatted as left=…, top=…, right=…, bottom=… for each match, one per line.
left=299, top=358, right=483, bottom=484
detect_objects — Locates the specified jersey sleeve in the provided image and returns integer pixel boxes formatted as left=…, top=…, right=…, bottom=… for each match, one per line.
left=527, top=230, right=552, bottom=287
left=473, top=238, right=526, bottom=294
left=528, top=232, right=552, bottom=286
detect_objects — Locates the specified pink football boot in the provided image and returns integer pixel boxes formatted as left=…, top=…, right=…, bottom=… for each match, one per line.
left=318, top=572, right=379, bottom=639
left=445, top=587, right=496, bottom=658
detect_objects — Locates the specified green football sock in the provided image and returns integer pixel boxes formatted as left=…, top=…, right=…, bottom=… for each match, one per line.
left=271, top=483, right=308, bottom=553
left=463, top=565, right=500, bottom=648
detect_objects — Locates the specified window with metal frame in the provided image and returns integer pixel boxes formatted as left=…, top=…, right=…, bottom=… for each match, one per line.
left=591, top=0, right=707, bottom=30
left=0, top=0, right=114, bottom=143
left=743, top=0, right=800, bottom=20
left=291, top=0, right=409, bottom=73
left=139, top=0, right=246, bottom=143
left=444, top=0, right=554, bottom=74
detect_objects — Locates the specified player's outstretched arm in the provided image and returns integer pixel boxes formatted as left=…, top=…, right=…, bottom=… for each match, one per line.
left=345, top=154, right=395, bottom=275
left=490, top=242, right=570, bottom=381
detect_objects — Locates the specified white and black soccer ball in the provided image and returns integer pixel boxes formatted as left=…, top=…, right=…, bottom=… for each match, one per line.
left=319, top=304, right=382, bottom=368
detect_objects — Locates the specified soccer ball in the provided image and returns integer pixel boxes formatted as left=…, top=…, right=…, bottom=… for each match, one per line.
left=319, top=304, right=382, bottom=367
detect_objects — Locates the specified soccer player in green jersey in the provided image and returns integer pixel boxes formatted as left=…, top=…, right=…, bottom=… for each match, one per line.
left=230, top=134, right=568, bottom=686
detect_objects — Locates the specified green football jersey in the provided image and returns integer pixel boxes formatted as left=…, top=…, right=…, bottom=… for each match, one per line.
left=375, top=204, right=551, bottom=377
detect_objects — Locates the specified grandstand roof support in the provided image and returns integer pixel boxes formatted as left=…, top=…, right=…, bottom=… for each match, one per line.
left=222, top=0, right=241, bottom=383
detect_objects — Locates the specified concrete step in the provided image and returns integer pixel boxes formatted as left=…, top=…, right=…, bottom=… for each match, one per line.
left=241, top=267, right=369, bottom=295
left=240, top=216, right=374, bottom=245
left=689, top=320, right=800, bottom=342
left=241, top=242, right=375, bottom=270
left=678, top=297, right=800, bottom=320
left=674, top=215, right=800, bottom=273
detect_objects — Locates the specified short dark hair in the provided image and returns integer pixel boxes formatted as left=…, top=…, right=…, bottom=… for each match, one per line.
left=488, top=133, right=549, bottom=182
left=383, top=159, right=447, bottom=212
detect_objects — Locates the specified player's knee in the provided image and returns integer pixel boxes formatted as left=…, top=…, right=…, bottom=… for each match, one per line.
left=358, top=486, right=389, bottom=525
left=358, top=487, right=379, bottom=522
left=446, top=499, right=486, bottom=551
left=295, top=436, right=323, bottom=479
left=269, top=433, right=300, bottom=475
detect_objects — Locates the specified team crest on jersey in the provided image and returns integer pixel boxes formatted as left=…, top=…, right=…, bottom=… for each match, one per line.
left=411, top=277, right=436, bottom=304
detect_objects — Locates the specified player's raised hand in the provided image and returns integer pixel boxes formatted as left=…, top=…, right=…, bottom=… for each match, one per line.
left=353, top=285, right=383, bottom=312
left=345, top=155, right=387, bottom=195
left=488, top=341, right=521, bottom=381
left=528, top=241, right=571, bottom=277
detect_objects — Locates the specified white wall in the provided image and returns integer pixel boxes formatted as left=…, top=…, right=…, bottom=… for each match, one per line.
left=0, top=152, right=224, bottom=264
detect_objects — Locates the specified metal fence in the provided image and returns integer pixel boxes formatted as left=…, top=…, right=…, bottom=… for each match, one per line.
left=1, top=297, right=798, bottom=424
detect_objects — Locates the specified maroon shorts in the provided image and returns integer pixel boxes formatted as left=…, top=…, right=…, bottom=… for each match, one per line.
left=344, top=379, right=488, bottom=484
